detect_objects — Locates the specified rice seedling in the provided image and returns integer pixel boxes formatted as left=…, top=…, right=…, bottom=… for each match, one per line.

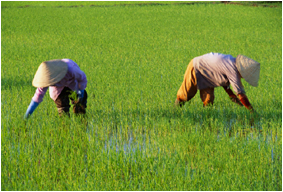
left=1, top=1, right=281, bottom=191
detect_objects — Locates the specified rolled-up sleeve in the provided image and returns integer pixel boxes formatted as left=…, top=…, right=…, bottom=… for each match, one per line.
left=227, top=71, right=245, bottom=95
left=32, top=87, right=48, bottom=103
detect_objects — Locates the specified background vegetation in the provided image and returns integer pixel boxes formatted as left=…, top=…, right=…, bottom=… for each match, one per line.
left=1, top=1, right=281, bottom=190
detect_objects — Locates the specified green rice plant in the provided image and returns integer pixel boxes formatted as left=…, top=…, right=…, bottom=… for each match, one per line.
left=1, top=1, right=282, bottom=191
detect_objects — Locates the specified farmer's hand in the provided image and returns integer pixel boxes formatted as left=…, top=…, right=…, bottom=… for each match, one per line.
left=238, top=93, right=254, bottom=111
left=249, top=109, right=258, bottom=126
left=77, top=90, right=85, bottom=103
left=24, top=100, right=39, bottom=119
left=223, top=86, right=243, bottom=106
left=230, top=96, right=243, bottom=106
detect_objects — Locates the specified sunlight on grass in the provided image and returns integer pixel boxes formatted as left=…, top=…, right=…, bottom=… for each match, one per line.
left=1, top=2, right=281, bottom=191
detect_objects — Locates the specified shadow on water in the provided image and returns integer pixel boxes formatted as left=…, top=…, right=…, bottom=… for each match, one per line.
left=68, top=102, right=281, bottom=183
left=85, top=106, right=281, bottom=155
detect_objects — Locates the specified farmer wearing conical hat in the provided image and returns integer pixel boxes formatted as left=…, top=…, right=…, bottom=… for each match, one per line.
left=24, top=59, right=88, bottom=118
left=175, top=52, right=260, bottom=111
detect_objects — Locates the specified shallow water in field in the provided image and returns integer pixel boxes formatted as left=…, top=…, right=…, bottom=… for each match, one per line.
left=100, top=126, right=154, bottom=157
left=86, top=116, right=277, bottom=158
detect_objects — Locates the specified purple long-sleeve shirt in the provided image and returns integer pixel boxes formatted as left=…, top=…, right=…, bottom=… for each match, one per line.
left=32, top=59, right=87, bottom=103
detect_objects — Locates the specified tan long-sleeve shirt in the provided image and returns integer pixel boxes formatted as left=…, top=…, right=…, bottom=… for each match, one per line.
left=193, top=52, right=245, bottom=94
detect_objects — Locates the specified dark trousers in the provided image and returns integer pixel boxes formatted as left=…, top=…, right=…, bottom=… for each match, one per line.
left=55, top=87, right=88, bottom=115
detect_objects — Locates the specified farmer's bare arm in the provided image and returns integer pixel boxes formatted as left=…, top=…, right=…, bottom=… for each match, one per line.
left=237, top=93, right=254, bottom=111
left=223, top=86, right=243, bottom=106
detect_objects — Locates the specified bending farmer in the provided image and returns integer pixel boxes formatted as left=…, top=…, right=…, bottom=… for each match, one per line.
left=175, top=52, right=260, bottom=112
left=25, top=59, right=88, bottom=118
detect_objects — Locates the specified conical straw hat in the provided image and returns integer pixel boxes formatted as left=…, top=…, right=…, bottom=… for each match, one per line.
left=236, top=55, right=260, bottom=87
left=32, top=60, right=68, bottom=87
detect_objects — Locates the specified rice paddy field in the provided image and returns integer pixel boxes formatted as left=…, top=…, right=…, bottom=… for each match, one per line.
left=1, top=1, right=282, bottom=191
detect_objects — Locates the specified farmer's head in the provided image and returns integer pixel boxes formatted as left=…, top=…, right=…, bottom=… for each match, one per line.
left=235, top=55, right=260, bottom=87
left=32, top=60, right=68, bottom=87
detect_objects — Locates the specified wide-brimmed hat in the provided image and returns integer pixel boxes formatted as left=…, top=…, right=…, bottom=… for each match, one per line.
left=236, top=55, right=260, bottom=87
left=32, top=60, right=68, bottom=87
